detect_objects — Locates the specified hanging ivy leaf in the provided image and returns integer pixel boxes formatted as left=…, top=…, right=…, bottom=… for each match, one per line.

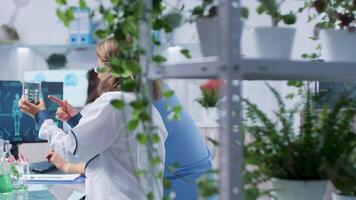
left=56, top=0, right=67, bottom=5
left=192, top=6, right=204, bottom=16
left=153, top=55, right=167, bottom=64
left=163, top=179, right=171, bottom=189
left=56, top=9, right=67, bottom=24
left=122, top=17, right=139, bottom=37
left=122, top=79, right=137, bottom=92
left=130, top=99, right=148, bottom=109
left=95, top=29, right=110, bottom=39
left=65, top=9, right=74, bottom=21
left=163, top=90, right=174, bottom=98
left=139, top=112, right=151, bottom=122
left=127, top=119, right=139, bottom=130
left=241, top=7, right=249, bottom=19
left=150, top=156, right=161, bottom=165
left=111, top=0, right=121, bottom=6
left=79, top=0, right=87, bottom=8
left=151, top=134, right=161, bottom=144
left=96, top=66, right=107, bottom=73
left=135, top=169, right=146, bottom=177
left=180, top=49, right=192, bottom=59
left=111, top=99, right=125, bottom=110
left=126, top=60, right=142, bottom=74
left=146, top=192, right=154, bottom=200
left=136, top=134, right=148, bottom=144
left=282, top=13, right=297, bottom=25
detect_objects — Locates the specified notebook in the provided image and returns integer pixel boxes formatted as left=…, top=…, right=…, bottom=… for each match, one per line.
left=25, top=174, right=85, bottom=184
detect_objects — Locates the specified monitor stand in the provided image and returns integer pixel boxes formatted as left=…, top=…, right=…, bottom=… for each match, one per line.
left=10, top=142, right=20, bottom=159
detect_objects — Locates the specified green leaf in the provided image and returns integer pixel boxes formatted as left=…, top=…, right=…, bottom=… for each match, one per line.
left=127, top=119, right=139, bottom=130
left=163, top=90, right=174, bottom=98
left=287, top=80, right=303, bottom=88
left=130, top=99, right=148, bottom=109
left=192, top=6, right=204, bottom=16
left=256, top=4, right=266, bottom=15
left=206, top=137, right=219, bottom=146
left=135, top=169, right=145, bottom=177
left=111, top=99, right=125, bottom=110
left=173, top=105, right=182, bottom=114
left=94, top=29, right=110, bottom=39
left=241, top=7, right=249, bottom=19
left=56, top=9, right=67, bottom=23
left=282, top=13, right=297, bottom=25
left=121, top=79, right=137, bottom=92
left=302, top=53, right=309, bottom=59
left=150, top=156, right=161, bottom=165
left=97, top=67, right=108, bottom=74
left=136, top=134, right=148, bottom=144
left=111, top=0, right=121, bottom=6
left=153, top=55, right=167, bottom=64
left=151, top=134, right=161, bottom=144
left=79, top=0, right=87, bottom=8
left=146, top=192, right=154, bottom=200
left=126, top=60, right=142, bottom=74
left=152, top=18, right=172, bottom=32
left=180, top=49, right=191, bottom=59
left=55, top=0, right=67, bottom=5
left=65, top=9, right=74, bottom=21
left=122, top=17, right=139, bottom=37
left=163, top=179, right=171, bottom=189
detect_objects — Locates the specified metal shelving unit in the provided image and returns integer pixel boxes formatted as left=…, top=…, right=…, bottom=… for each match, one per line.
left=143, top=0, right=356, bottom=199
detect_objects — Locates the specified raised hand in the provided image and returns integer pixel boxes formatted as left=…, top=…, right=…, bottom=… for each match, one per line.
left=48, top=95, right=78, bottom=122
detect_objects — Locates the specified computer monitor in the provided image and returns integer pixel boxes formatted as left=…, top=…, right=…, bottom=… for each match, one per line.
left=0, top=81, right=63, bottom=143
left=24, top=70, right=88, bottom=107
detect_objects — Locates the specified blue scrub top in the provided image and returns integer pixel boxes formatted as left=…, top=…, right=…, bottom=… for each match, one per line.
left=153, top=86, right=212, bottom=177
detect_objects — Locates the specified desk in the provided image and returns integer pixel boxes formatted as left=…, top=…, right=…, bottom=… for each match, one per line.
left=0, top=183, right=85, bottom=200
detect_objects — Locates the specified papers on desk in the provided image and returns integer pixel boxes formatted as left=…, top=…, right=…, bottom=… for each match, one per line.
left=25, top=174, right=85, bottom=184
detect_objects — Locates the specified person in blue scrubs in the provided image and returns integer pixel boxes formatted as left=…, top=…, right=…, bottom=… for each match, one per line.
left=154, top=84, right=213, bottom=199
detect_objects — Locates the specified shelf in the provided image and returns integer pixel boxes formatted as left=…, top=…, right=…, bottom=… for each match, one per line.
left=150, top=57, right=356, bottom=82
left=149, top=56, right=220, bottom=79
left=241, top=59, right=356, bottom=82
left=0, top=44, right=96, bottom=51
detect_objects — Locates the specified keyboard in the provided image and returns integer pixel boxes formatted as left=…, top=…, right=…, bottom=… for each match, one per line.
left=29, top=161, right=57, bottom=174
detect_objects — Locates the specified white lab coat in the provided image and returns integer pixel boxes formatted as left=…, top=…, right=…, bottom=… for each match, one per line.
left=39, top=91, right=167, bottom=200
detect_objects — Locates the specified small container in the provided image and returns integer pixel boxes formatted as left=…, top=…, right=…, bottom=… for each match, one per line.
left=22, top=81, right=41, bottom=105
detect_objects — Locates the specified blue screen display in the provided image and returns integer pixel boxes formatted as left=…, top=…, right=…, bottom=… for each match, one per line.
left=0, top=81, right=63, bottom=143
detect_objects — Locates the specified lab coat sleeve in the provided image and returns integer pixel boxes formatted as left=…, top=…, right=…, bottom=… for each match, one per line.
left=39, top=102, right=123, bottom=163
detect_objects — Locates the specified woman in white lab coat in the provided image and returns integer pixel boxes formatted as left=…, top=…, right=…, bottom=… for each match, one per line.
left=18, top=37, right=167, bottom=200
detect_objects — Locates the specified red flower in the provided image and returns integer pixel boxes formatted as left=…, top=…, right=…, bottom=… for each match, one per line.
left=200, top=79, right=223, bottom=96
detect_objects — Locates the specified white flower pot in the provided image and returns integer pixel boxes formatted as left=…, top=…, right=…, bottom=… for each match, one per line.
left=196, top=17, right=218, bottom=57
left=254, top=27, right=296, bottom=60
left=332, top=193, right=356, bottom=200
left=320, top=29, right=356, bottom=63
left=271, top=178, right=327, bottom=200
left=201, top=107, right=218, bottom=123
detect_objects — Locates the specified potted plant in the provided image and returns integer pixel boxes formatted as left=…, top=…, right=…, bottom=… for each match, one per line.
left=196, top=79, right=222, bottom=122
left=253, top=0, right=297, bottom=59
left=190, top=1, right=248, bottom=57
left=243, top=83, right=332, bottom=200
left=303, top=0, right=356, bottom=62
left=317, top=97, right=356, bottom=200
